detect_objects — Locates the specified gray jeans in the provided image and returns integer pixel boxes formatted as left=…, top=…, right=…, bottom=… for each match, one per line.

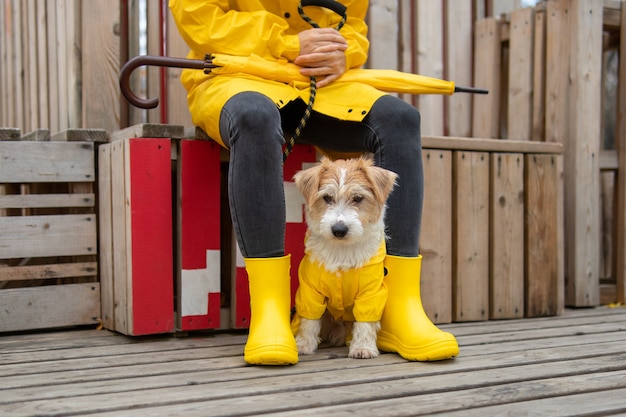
left=219, top=92, right=423, bottom=258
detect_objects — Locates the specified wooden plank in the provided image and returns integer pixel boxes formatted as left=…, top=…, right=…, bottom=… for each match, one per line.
left=415, top=1, right=444, bottom=135
left=0, top=214, right=96, bottom=259
left=421, top=150, right=453, bottom=324
left=111, top=140, right=129, bottom=334
left=565, top=0, right=603, bottom=307
left=0, top=128, right=20, bottom=141
left=165, top=8, right=193, bottom=127
left=453, top=151, right=490, bottom=321
left=126, top=138, right=175, bottom=335
left=0, top=283, right=100, bottom=332
left=177, top=140, right=221, bottom=331
left=490, top=153, right=524, bottom=319
left=11, top=0, right=24, bottom=130
left=35, top=0, right=49, bottom=128
left=0, top=141, right=95, bottom=183
left=366, top=0, right=399, bottom=70
left=0, top=262, right=97, bottom=282
left=507, top=7, right=534, bottom=140
left=0, top=0, right=7, bottom=126
left=66, top=0, right=81, bottom=127
left=51, top=128, right=109, bottom=142
left=98, top=144, right=115, bottom=330
left=46, top=0, right=59, bottom=133
left=532, top=8, right=546, bottom=141
left=146, top=0, right=162, bottom=124
left=445, top=0, right=474, bottom=137
left=525, top=154, right=560, bottom=317
left=472, top=17, right=502, bottom=138
left=616, top=0, right=626, bottom=304
left=55, top=0, right=69, bottom=132
left=109, top=123, right=185, bottom=142
left=0, top=193, right=95, bottom=209
left=544, top=0, right=570, bottom=144
left=422, top=135, right=562, bottom=154
left=81, top=0, right=120, bottom=132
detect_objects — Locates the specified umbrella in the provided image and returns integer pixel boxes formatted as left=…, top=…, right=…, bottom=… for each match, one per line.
left=119, top=53, right=487, bottom=110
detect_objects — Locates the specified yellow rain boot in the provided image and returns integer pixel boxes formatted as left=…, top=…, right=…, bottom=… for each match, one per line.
left=377, top=255, right=459, bottom=361
left=244, top=255, right=299, bottom=365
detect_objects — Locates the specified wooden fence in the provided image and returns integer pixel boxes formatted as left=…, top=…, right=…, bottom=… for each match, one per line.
left=1, top=0, right=625, bottom=332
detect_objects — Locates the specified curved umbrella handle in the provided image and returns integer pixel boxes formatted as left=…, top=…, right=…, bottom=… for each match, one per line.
left=119, top=55, right=214, bottom=109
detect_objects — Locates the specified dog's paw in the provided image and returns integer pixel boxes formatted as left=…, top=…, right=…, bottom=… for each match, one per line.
left=349, top=346, right=379, bottom=359
left=296, top=334, right=319, bottom=355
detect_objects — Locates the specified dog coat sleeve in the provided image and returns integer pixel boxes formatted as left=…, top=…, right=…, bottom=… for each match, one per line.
left=295, top=256, right=327, bottom=320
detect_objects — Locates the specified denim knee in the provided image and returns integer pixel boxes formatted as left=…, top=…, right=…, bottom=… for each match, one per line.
left=220, top=92, right=284, bottom=149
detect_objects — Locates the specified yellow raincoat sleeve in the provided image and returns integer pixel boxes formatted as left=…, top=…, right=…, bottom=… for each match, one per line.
left=168, top=0, right=370, bottom=70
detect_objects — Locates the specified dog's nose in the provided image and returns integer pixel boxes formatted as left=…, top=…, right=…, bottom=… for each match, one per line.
left=331, top=222, right=349, bottom=238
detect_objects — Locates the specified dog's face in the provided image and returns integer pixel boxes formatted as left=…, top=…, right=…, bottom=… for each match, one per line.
left=293, top=157, right=398, bottom=243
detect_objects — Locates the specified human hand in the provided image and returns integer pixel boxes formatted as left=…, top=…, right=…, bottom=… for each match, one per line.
left=296, top=28, right=347, bottom=87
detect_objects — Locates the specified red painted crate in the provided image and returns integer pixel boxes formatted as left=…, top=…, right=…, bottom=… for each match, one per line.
left=99, top=124, right=222, bottom=335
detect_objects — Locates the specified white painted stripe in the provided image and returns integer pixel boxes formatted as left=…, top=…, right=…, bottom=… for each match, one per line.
left=284, top=181, right=306, bottom=223
left=181, top=249, right=220, bottom=316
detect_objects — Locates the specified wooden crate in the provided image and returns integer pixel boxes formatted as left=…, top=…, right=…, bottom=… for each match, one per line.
left=0, top=128, right=105, bottom=332
left=421, top=136, right=564, bottom=322
left=99, top=124, right=221, bottom=335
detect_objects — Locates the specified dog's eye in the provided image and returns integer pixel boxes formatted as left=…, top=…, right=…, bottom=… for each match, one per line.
left=323, top=195, right=333, bottom=204
left=353, top=195, right=364, bottom=203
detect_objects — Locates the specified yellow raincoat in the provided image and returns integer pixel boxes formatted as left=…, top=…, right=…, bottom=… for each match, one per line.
left=169, top=0, right=389, bottom=147
left=293, top=240, right=388, bottom=325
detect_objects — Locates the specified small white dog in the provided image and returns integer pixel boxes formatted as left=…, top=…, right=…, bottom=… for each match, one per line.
left=291, top=156, right=398, bottom=359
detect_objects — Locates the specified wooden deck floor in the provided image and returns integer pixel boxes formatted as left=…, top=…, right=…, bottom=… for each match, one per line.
left=1, top=307, right=626, bottom=417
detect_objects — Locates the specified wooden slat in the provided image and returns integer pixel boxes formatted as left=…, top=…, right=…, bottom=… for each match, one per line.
left=46, top=0, right=59, bottom=133
left=532, top=8, right=547, bottom=141
left=507, top=7, right=534, bottom=140
left=445, top=0, right=473, bottom=137
left=422, top=135, right=562, bottom=154
left=35, top=0, right=49, bottom=128
left=81, top=0, right=120, bottom=132
left=525, top=154, right=560, bottom=316
left=415, top=1, right=444, bottom=135
left=0, top=141, right=95, bottom=183
left=616, top=0, right=626, bottom=304
left=111, top=140, right=129, bottom=334
left=0, top=283, right=100, bottom=332
left=564, top=0, right=603, bottom=307
left=98, top=144, right=115, bottom=331
left=420, top=149, right=453, bottom=324
left=366, top=0, right=399, bottom=70
left=0, top=193, right=95, bottom=209
left=453, top=151, right=490, bottom=321
left=165, top=8, right=193, bottom=127
left=0, top=214, right=96, bottom=259
left=490, top=153, right=524, bottom=319
left=0, top=262, right=97, bottom=282
left=472, top=17, right=502, bottom=138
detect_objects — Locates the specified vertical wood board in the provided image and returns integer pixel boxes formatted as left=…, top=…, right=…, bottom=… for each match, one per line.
left=453, top=151, right=490, bottom=322
left=177, top=139, right=221, bottom=331
left=472, top=17, right=502, bottom=138
left=421, top=149, right=453, bottom=324
left=490, top=153, right=524, bottom=319
left=128, top=138, right=175, bottom=335
left=525, top=154, right=560, bottom=316
left=508, top=7, right=534, bottom=140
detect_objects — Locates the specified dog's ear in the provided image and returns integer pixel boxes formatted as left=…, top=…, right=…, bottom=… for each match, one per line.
left=366, top=165, right=398, bottom=203
left=293, top=163, right=322, bottom=203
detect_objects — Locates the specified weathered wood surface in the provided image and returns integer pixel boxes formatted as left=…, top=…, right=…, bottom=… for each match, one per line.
left=0, top=307, right=625, bottom=416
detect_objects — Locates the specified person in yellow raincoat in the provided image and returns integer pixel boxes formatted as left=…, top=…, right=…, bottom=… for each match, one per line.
left=169, top=0, right=459, bottom=365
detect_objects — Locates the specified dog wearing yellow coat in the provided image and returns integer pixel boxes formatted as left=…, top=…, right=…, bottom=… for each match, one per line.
left=291, top=157, right=398, bottom=359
